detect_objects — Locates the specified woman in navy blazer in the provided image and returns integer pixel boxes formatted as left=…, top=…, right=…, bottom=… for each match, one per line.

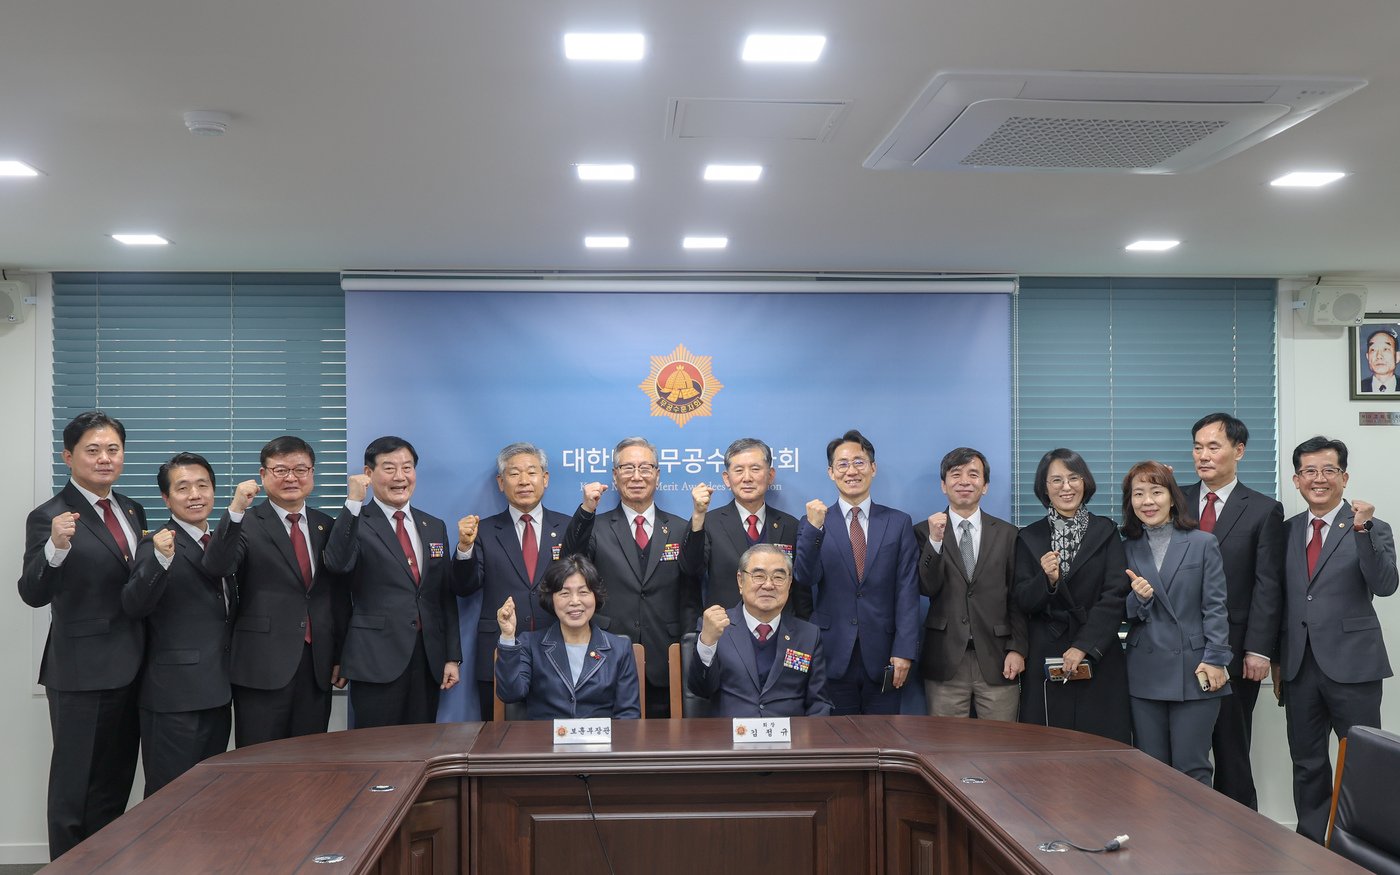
left=1121, top=460, right=1232, bottom=784
left=494, top=554, right=641, bottom=720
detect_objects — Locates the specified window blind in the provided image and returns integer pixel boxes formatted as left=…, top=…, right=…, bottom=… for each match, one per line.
left=50, top=272, right=347, bottom=515
left=1014, top=277, right=1278, bottom=525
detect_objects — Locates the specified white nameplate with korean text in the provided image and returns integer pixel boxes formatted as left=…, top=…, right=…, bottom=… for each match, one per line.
left=732, top=717, right=791, bottom=744
left=552, top=718, right=612, bottom=745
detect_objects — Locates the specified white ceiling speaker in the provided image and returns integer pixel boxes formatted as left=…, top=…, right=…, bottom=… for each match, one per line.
left=183, top=111, right=231, bottom=136
left=1301, top=284, right=1368, bottom=326
left=0, top=280, right=28, bottom=324
left=865, top=70, right=1366, bottom=174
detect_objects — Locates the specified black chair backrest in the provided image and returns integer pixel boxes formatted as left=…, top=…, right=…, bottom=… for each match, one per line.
left=1332, top=725, right=1400, bottom=875
left=677, top=631, right=713, bottom=718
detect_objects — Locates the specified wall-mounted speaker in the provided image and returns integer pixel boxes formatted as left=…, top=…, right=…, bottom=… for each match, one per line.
left=0, top=280, right=28, bottom=325
left=1302, top=284, right=1368, bottom=326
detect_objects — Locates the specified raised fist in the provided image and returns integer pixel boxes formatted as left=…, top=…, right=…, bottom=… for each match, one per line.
left=230, top=479, right=260, bottom=513
left=805, top=499, right=829, bottom=529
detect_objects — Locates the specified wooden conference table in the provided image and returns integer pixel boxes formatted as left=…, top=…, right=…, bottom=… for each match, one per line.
left=45, top=716, right=1363, bottom=874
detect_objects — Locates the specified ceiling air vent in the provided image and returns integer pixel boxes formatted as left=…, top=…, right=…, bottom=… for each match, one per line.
left=865, top=70, right=1366, bottom=174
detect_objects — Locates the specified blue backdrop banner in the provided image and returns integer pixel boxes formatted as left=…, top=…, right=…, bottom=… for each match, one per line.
left=346, top=290, right=1012, bottom=720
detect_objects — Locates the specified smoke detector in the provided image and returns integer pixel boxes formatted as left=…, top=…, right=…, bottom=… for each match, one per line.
left=183, top=111, right=231, bottom=136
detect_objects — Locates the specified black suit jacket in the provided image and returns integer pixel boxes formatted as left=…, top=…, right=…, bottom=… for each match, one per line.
left=915, top=510, right=1026, bottom=684
left=679, top=501, right=805, bottom=616
left=322, top=502, right=465, bottom=683
left=1182, top=481, right=1285, bottom=661
left=203, top=501, right=349, bottom=691
left=568, top=504, right=701, bottom=688
left=123, top=523, right=234, bottom=712
left=20, top=482, right=147, bottom=691
left=459, top=506, right=573, bottom=682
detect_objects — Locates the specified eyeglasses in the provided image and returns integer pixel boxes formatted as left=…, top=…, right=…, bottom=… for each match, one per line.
left=1046, top=475, right=1084, bottom=489
left=266, top=466, right=313, bottom=479
left=615, top=463, right=658, bottom=477
left=1296, top=466, right=1344, bottom=480
left=832, top=459, right=870, bottom=473
left=741, top=570, right=790, bottom=585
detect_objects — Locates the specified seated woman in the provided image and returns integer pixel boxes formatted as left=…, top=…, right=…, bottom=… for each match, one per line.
left=494, top=554, right=641, bottom=720
left=1121, top=460, right=1231, bottom=784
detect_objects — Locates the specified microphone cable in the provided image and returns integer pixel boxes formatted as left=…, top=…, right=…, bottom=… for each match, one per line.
left=577, top=774, right=617, bottom=875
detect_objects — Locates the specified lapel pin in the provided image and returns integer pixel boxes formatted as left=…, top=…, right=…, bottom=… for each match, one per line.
left=589, top=650, right=600, bottom=660
left=784, top=634, right=791, bottom=641
left=318, top=525, right=324, bottom=531
left=1337, top=522, right=1346, bottom=529
left=661, top=526, right=668, bottom=536
left=550, top=532, right=556, bottom=538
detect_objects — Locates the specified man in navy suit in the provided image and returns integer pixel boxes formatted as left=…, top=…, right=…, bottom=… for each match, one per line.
left=204, top=435, right=349, bottom=748
left=689, top=543, right=831, bottom=717
left=682, top=438, right=804, bottom=618
left=324, top=436, right=467, bottom=728
left=20, top=411, right=146, bottom=859
left=1279, top=436, right=1397, bottom=842
left=123, top=453, right=234, bottom=796
left=794, top=429, right=920, bottom=715
left=457, top=441, right=575, bottom=719
left=1182, top=413, right=1284, bottom=809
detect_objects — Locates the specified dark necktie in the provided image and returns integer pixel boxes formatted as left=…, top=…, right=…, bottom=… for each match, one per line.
left=200, top=532, right=212, bottom=550
left=958, top=519, right=976, bottom=577
left=756, top=623, right=772, bottom=643
left=849, top=507, right=866, bottom=581
left=634, top=514, right=649, bottom=550
left=394, top=510, right=420, bottom=585
left=286, top=512, right=313, bottom=643
left=746, top=513, right=760, bottom=543
left=1307, top=517, right=1326, bottom=577
left=521, top=512, right=538, bottom=583
left=1199, top=492, right=1219, bottom=534
left=96, top=498, right=131, bottom=563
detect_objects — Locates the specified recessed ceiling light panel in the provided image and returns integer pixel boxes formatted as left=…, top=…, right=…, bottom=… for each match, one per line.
left=111, top=234, right=170, bottom=246
left=683, top=237, right=728, bottom=249
left=0, top=160, right=41, bottom=177
left=1270, top=171, right=1346, bottom=187
left=584, top=236, right=630, bottom=249
left=742, top=34, right=826, bottom=63
left=564, top=33, right=645, bottom=61
left=576, top=164, right=636, bottom=181
left=703, top=164, right=763, bottom=182
left=1125, top=239, right=1179, bottom=252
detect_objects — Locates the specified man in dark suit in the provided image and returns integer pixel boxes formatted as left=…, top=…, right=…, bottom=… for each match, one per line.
left=1279, top=436, right=1397, bottom=842
left=688, top=544, right=831, bottom=717
left=566, top=436, right=700, bottom=717
left=794, top=429, right=920, bottom=715
left=1360, top=327, right=1397, bottom=393
left=681, top=437, right=803, bottom=616
left=203, top=435, right=349, bottom=748
left=1182, top=412, right=1285, bottom=809
left=915, top=447, right=1025, bottom=721
left=456, top=442, right=574, bottom=719
left=323, top=436, right=466, bottom=727
left=20, top=411, right=146, bottom=859
left=122, top=453, right=234, bottom=796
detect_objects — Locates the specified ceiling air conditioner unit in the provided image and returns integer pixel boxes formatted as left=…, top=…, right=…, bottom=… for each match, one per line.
left=864, top=70, right=1366, bottom=174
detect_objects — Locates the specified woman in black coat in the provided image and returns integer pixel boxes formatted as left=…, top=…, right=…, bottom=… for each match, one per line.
left=1013, top=448, right=1132, bottom=743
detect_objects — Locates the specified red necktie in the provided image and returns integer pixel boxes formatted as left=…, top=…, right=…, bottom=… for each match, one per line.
left=850, top=507, right=866, bottom=581
left=756, top=623, right=772, bottom=643
left=200, top=532, right=212, bottom=550
left=634, top=514, right=649, bottom=550
left=1199, top=492, right=1219, bottom=534
left=394, top=510, right=420, bottom=585
left=286, top=512, right=313, bottom=643
left=521, top=512, right=538, bottom=583
left=1307, top=518, right=1326, bottom=577
left=747, top=513, right=761, bottom=543
left=96, top=498, right=131, bottom=563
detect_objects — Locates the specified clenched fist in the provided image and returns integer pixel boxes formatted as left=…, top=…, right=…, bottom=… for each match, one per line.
left=153, top=528, right=176, bottom=559
left=1039, top=551, right=1061, bottom=584
left=699, top=604, right=731, bottom=646
left=1126, top=568, right=1154, bottom=601
left=458, top=515, right=479, bottom=551
left=347, top=473, right=372, bottom=502
left=927, top=511, right=948, bottom=544
left=50, top=511, right=80, bottom=550
left=1353, top=499, right=1376, bottom=531
left=581, top=481, right=609, bottom=513
left=497, top=596, right=517, bottom=639
left=230, top=479, right=260, bottom=513
left=806, top=499, right=829, bottom=529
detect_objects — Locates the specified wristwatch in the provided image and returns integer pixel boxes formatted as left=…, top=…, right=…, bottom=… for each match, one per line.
left=1354, top=519, right=1374, bottom=533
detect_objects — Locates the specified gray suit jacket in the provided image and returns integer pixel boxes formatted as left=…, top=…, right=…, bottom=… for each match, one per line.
left=1280, top=502, right=1397, bottom=684
left=1124, top=528, right=1232, bottom=702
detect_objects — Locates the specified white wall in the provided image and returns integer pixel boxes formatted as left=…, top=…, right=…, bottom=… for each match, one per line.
left=0, top=275, right=1395, bottom=861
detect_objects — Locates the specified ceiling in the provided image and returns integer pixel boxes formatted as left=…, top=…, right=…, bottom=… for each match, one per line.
left=2, top=0, right=1397, bottom=277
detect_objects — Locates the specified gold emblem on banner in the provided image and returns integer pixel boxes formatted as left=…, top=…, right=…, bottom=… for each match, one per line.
left=639, top=344, right=723, bottom=428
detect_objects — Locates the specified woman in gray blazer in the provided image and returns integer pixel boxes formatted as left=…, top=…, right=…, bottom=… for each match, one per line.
left=1121, top=460, right=1232, bottom=784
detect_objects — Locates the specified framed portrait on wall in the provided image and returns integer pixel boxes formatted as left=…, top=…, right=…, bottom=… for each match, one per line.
left=1350, top=314, right=1400, bottom=400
